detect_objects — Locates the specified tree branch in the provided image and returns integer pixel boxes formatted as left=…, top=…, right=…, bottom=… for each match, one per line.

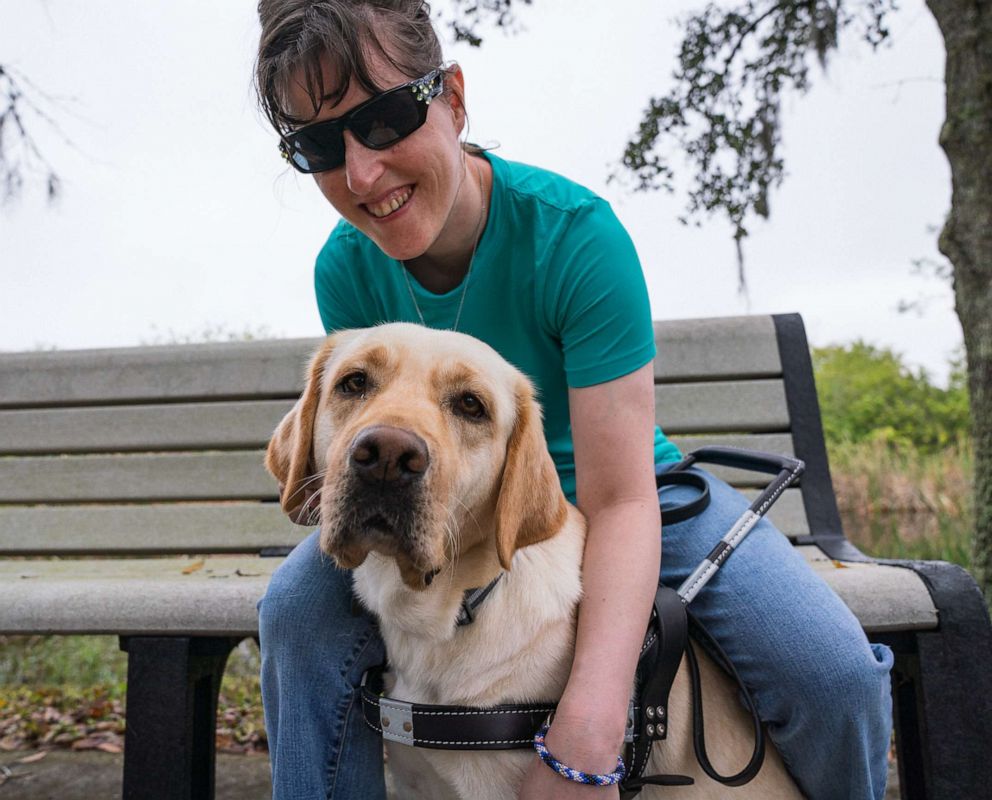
left=0, top=63, right=63, bottom=205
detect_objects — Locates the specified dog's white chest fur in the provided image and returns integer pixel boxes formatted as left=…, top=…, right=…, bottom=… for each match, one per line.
left=353, top=516, right=585, bottom=800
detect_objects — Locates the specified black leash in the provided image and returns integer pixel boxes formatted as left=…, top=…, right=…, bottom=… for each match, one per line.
left=620, top=446, right=804, bottom=796
left=685, top=612, right=765, bottom=786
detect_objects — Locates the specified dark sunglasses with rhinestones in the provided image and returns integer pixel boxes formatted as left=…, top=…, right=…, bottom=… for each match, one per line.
left=278, top=68, right=444, bottom=174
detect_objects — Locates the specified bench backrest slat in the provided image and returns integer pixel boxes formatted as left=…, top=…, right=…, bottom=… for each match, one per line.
left=0, top=486, right=809, bottom=555
left=0, top=387, right=790, bottom=457
left=0, top=400, right=295, bottom=454
left=0, top=443, right=793, bottom=506
left=0, top=503, right=300, bottom=554
left=0, top=339, right=315, bottom=408
left=0, top=451, right=272, bottom=504
left=1, top=317, right=780, bottom=409
left=652, top=316, right=781, bottom=381
left=656, top=380, right=789, bottom=433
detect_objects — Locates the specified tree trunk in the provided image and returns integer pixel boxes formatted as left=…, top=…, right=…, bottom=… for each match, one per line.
left=924, top=0, right=992, bottom=607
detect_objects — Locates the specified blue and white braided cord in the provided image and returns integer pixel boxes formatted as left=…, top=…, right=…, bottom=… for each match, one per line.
left=533, top=722, right=626, bottom=786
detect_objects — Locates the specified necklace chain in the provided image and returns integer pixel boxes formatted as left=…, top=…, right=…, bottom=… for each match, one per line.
left=402, top=162, right=486, bottom=332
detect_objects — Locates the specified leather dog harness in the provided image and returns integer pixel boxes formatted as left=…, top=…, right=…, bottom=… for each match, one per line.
left=359, top=447, right=804, bottom=796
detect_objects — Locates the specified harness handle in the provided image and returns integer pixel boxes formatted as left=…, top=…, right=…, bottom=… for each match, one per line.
left=673, top=445, right=803, bottom=477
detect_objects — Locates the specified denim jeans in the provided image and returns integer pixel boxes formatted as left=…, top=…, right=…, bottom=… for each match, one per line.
left=258, top=466, right=893, bottom=799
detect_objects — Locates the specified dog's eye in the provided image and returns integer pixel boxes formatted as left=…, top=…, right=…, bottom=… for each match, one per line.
left=454, top=392, right=486, bottom=420
left=338, top=371, right=368, bottom=395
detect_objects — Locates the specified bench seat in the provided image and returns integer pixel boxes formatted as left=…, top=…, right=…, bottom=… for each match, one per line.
left=0, top=548, right=938, bottom=638
left=0, top=556, right=279, bottom=636
left=797, top=546, right=938, bottom=633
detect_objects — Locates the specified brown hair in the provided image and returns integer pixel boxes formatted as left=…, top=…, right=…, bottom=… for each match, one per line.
left=255, top=0, right=445, bottom=135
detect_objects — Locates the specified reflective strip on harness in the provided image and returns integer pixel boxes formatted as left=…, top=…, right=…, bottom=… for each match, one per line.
left=677, top=510, right=761, bottom=604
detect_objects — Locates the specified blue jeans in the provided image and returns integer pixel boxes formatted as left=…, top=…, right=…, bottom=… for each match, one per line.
left=258, top=467, right=893, bottom=799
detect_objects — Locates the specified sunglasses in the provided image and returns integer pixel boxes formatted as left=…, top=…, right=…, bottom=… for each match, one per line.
left=279, top=68, right=444, bottom=174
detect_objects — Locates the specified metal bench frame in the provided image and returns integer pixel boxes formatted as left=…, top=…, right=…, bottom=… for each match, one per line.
left=772, top=315, right=992, bottom=799
left=1, top=313, right=989, bottom=800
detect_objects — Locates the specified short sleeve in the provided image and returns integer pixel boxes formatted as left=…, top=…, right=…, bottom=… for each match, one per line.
left=544, top=199, right=656, bottom=388
left=314, top=230, right=372, bottom=333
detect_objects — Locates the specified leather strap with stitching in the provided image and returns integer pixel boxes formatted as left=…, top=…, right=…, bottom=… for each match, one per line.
left=621, top=585, right=695, bottom=796
left=360, top=665, right=556, bottom=750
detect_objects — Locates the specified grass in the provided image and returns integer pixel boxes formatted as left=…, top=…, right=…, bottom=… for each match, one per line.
left=0, top=439, right=974, bottom=753
left=0, top=637, right=265, bottom=752
left=828, top=438, right=973, bottom=567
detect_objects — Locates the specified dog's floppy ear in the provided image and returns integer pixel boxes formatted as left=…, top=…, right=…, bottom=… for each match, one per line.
left=494, top=379, right=569, bottom=570
left=265, top=336, right=339, bottom=521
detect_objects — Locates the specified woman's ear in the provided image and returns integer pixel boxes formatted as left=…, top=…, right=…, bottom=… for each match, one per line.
left=494, top=378, right=569, bottom=570
left=265, top=335, right=340, bottom=521
left=443, top=63, right=467, bottom=134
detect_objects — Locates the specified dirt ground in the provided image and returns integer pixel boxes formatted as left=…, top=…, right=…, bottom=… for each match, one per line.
left=0, top=748, right=900, bottom=799
left=0, top=749, right=272, bottom=800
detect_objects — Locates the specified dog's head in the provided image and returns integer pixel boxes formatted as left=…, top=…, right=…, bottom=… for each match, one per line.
left=266, top=324, right=568, bottom=590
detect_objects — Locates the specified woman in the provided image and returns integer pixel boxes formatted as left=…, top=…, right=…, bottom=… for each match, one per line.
left=254, top=2, right=894, bottom=798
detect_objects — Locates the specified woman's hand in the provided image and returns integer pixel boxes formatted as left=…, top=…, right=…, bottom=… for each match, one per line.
left=517, top=712, right=623, bottom=800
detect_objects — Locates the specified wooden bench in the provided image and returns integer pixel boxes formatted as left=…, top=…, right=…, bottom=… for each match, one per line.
left=1, top=313, right=989, bottom=800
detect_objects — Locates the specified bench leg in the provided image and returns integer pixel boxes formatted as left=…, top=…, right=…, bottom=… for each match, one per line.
left=119, top=636, right=242, bottom=800
left=881, top=561, right=992, bottom=800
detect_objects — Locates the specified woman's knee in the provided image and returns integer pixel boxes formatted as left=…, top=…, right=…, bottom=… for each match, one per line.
left=769, top=635, right=894, bottom=739
left=805, top=640, right=893, bottom=720
left=258, top=530, right=366, bottom=649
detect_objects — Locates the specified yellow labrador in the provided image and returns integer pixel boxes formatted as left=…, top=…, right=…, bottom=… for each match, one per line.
left=266, top=323, right=800, bottom=800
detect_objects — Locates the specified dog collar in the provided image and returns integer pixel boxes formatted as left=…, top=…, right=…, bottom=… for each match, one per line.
left=456, top=573, right=504, bottom=626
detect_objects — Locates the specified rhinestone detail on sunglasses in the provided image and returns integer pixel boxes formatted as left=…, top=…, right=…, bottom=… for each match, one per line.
left=279, top=68, right=444, bottom=174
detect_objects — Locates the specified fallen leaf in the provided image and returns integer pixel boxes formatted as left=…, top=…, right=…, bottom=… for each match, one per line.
left=831, top=560, right=849, bottom=569
left=72, top=738, right=106, bottom=751
left=235, top=568, right=262, bottom=577
left=0, top=735, right=21, bottom=751
left=182, top=560, right=205, bottom=575
left=17, top=750, right=48, bottom=764
left=97, top=742, right=122, bottom=754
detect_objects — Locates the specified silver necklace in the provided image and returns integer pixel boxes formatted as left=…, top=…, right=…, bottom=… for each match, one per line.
left=402, top=162, right=486, bottom=332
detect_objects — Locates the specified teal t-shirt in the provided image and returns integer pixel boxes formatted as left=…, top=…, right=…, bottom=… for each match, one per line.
left=314, top=152, right=682, bottom=502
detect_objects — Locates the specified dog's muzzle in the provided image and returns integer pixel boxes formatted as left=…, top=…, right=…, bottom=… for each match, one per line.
left=339, top=425, right=430, bottom=543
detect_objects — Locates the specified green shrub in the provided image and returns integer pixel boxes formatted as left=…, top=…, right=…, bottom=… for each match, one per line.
left=812, top=342, right=970, bottom=453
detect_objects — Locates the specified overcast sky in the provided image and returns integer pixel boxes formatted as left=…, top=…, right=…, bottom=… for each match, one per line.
left=0, top=0, right=960, bottom=382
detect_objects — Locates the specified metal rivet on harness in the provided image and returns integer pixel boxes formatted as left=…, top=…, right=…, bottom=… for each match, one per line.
left=645, top=707, right=655, bottom=719
left=656, top=706, right=666, bottom=719
left=379, top=698, right=415, bottom=745
left=646, top=724, right=655, bottom=737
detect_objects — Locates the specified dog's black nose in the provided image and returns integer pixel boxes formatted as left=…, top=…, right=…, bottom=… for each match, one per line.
left=349, top=426, right=429, bottom=486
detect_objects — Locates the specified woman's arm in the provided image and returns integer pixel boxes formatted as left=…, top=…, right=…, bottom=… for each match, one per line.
left=519, top=361, right=661, bottom=799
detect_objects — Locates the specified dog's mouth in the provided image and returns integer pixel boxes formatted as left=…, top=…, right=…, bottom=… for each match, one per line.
left=363, top=513, right=395, bottom=534
left=321, top=485, right=445, bottom=589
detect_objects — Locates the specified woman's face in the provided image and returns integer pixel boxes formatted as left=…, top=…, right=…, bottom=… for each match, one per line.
left=288, top=53, right=468, bottom=262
